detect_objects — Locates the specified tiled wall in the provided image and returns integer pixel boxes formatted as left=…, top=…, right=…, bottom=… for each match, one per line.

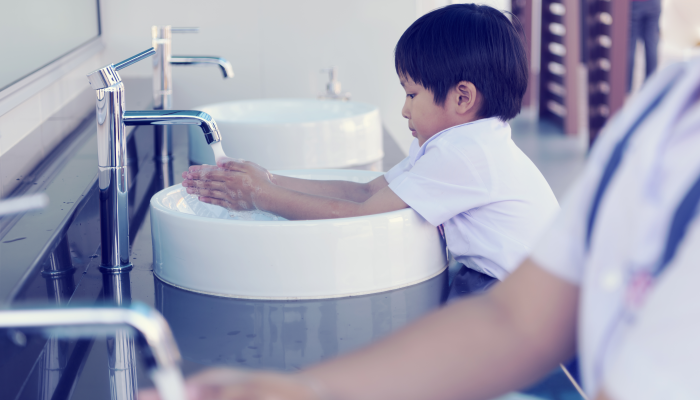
left=0, top=54, right=102, bottom=198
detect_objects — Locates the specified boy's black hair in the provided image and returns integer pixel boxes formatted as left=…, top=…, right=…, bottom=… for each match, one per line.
left=395, top=4, right=528, bottom=121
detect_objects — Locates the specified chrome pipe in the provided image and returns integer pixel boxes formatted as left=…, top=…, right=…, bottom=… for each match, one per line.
left=124, top=110, right=221, bottom=144
left=98, top=166, right=130, bottom=269
left=153, top=26, right=174, bottom=165
left=42, top=235, right=76, bottom=302
left=114, top=48, right=156, bottom=71
left=39, top=238, right=75, bottom=400
left=38, top=336, right=68, bottom=400
left=107, top=329, right=138, bottom=400
left=152, top=27, right=172, bottom=111
left=170, top=27, right=199, bottom=34
left=103, top=269, right=137, bottom=400
left=94, top=81, right=127, bottom=168
left=170, top=56, right=234, bottom=78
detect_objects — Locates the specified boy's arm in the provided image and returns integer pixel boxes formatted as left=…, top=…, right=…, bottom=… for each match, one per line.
left=182, top=160, right=407, bottom=220
left=258, top=185, right=408, bottom=220
left=271, top=174, right=388, bottom=203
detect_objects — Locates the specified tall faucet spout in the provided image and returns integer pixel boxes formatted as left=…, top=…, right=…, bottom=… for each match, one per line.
left=170, top=56, right=234, bottom=78
left=123, top=110, right=222, bottom=144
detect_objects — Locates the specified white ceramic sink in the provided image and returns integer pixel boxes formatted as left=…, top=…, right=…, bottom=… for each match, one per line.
left=150, top=170, right=447, bottom=299
left=188, top=99, right=383, bottom=170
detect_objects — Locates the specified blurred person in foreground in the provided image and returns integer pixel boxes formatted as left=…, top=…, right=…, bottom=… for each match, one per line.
left=141, top=17, right=700, bottom=400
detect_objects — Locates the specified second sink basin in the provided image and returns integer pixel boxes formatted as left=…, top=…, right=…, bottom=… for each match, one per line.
left=188, top=99, right=384, bottom=170
left=150, top=169, right=446, bottom=299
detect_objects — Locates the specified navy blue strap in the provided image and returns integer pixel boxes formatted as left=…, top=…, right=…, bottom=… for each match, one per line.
left=657, top=172, right=700, bottom=275
left=586, top=87, right=674, bottom=249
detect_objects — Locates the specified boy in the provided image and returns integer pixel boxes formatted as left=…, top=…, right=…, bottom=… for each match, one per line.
left=182, top=4, right=558, bottom=284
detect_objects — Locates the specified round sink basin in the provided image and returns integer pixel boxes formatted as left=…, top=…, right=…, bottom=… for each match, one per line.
left=150, top=170, right=447, bottom=299
left=188, top=99, right=384, bottom=170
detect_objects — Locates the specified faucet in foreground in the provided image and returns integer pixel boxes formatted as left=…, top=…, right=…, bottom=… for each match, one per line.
left=0, top=303, right=186, bottom=400
left=87, top=48, right=222, bottom=270
left=152, top=26, right=234, bottom=162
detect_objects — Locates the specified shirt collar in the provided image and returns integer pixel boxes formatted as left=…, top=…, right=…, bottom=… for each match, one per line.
left=408, top=117, right=507, bottom=166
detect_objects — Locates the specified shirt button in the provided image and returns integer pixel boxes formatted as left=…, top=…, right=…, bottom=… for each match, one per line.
left=600, top=270, right=623, bottom=291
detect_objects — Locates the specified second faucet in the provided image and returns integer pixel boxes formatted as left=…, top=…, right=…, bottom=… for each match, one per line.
left=152, top=26, right=233, bottom=162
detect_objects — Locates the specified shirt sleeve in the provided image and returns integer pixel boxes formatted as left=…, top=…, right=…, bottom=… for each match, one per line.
left=603, top=219, right=700, bottom=400
left=387, top=142, right=492, bottom=226
left=384, top=156, right=411, bottom=184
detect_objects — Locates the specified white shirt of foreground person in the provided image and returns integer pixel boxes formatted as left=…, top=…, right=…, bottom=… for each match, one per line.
left=385, top=117, right=559, bottom=280
left=532, top=56, right=700, bottom=400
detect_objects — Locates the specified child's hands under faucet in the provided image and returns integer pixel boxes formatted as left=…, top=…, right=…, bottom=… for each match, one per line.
left=182, top=158, right=275, bottom=211
left=182, top=158, right=408, bottom=220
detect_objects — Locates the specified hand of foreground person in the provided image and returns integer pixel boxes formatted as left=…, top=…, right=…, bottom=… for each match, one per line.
left=182, top=158, right=276, bottom=212
left=138, top=368, right=325, bottom=400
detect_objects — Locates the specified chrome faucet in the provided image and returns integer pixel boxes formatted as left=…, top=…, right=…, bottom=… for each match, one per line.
left=319, top=66, right=351, bottom=100
left=86, top=48, right=222, bottom=270
left=152, top=26, right=234, bottom=162
left=0, top=303, right=186, bottom=400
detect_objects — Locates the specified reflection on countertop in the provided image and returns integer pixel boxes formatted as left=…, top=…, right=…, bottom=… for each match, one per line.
left=155, top=270, right=447, bottom=372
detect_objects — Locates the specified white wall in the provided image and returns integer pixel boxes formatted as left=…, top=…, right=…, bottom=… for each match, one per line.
left=659, top=0, right=700, bottom=68
left=100, top=0, right=421, bottom=154
left=418, top=0, right=510, bottom=16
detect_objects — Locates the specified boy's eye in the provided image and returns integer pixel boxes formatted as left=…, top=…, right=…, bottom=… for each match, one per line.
left=407, top=94, right=416, bottom=99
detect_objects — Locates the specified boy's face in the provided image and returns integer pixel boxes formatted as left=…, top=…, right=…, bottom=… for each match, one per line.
left=400, top=74, right=453, bottom=146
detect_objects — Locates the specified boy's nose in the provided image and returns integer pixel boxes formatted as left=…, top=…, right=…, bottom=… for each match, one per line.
left=401, top=101, right=410, bottom=119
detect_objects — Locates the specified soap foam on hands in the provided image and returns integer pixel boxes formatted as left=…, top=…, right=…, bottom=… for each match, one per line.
left=203, top=141, right=284, bottom=221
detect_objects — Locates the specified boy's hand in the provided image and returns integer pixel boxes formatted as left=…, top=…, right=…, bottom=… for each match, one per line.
left=138, top=368, right=326, bottom=400
left=181, top=158, right=275, bottom=211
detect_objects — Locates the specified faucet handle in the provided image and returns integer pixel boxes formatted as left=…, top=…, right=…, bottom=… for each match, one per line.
left=87, top=48, right=156, bottom=90
left=114, top=47, right=157, bottom=71
left=171, top=27, right=200, bottom=34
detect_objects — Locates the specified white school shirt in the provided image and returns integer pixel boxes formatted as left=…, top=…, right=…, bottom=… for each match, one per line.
left=384, top=117, right=559, bottom=280
left=531, top=57, right=700, bottom=399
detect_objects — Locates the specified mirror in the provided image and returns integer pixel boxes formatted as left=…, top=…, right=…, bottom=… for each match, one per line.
left=0, top=0, right=100, bottom=91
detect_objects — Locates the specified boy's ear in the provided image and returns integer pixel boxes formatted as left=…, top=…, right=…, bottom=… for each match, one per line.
left=453, top=81, right=480, bottom=116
